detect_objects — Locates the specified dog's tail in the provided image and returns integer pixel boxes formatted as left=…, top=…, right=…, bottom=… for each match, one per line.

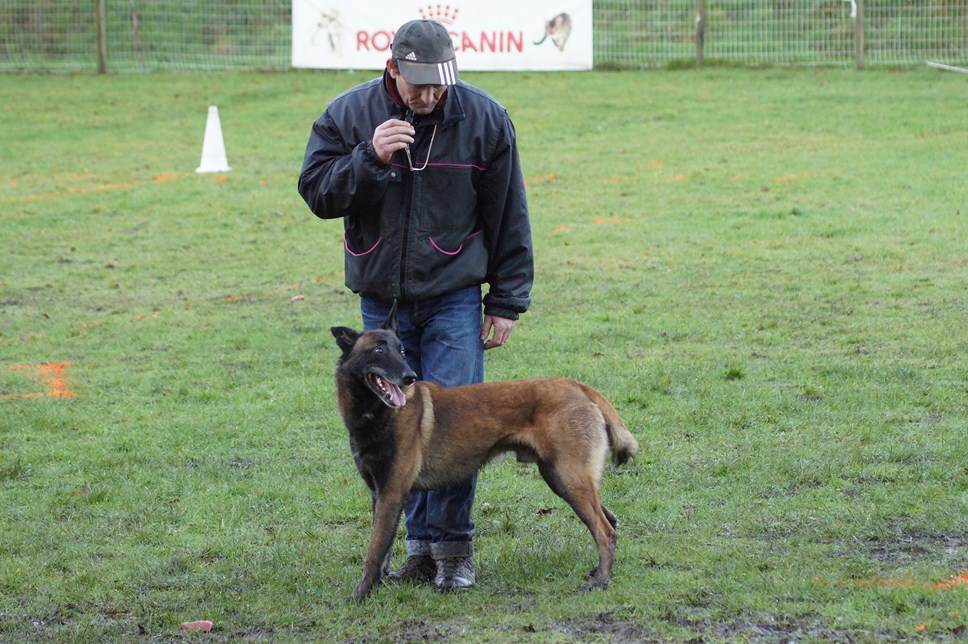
left=582, top=385, right=639, bottom=466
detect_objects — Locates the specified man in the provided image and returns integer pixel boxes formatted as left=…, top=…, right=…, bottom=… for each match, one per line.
left=298, top=19, right=534, bottom=592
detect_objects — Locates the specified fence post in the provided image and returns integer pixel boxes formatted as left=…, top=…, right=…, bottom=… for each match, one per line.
left=96, top=0, right=107, bottom=73
left=854, top=0, right=864, bottom=70
left=696, top=0, right=706, bottom=66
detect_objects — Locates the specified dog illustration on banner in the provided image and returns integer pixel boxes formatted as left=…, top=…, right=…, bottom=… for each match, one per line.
left=534, top=12, right=572, bottom=51
left=311, top=6, right=344, bottom=54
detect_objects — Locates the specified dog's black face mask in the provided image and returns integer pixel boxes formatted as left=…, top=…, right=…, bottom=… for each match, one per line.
left=331, top=300, right=417, bottom=408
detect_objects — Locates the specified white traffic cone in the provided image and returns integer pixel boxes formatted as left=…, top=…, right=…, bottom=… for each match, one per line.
left=196, top=105, right=231, bottom=173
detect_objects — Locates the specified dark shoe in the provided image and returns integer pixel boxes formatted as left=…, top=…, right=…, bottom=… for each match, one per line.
left=435, top=556, right=475, bottom=592
left=386, top=555, right=436, bottom=585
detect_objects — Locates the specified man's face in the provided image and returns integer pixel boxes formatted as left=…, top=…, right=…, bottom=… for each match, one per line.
left=388, top=61, right=447, bottom=115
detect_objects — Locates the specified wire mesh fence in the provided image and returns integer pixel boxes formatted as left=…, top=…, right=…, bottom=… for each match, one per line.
left=0, top=1, right=291, bottom=72
left=866, top=1, right=967, bottom=65
left=703, top=1, right=857, bottom=65
left=1, top=1, right=965, bottom=73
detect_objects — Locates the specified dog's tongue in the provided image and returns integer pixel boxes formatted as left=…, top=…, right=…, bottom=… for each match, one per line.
left=387, top=381, right=407, bottom=407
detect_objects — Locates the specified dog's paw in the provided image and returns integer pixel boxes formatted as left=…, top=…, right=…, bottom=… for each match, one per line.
left=351, top=582, right=374, bottom=601
left=579, top=579, right=609, bottom=592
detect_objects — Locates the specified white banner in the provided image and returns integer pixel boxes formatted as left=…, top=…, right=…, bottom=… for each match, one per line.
left=292, top=0, right=592, bottom=71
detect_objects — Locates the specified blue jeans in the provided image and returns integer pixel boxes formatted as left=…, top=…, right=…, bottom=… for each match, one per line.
left=361, top=285, right=485, bottom=560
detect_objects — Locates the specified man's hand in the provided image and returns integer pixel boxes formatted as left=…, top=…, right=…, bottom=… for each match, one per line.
left=481, top=315, right=516, bottom=350
left=371, top=119, right=415, bottom=165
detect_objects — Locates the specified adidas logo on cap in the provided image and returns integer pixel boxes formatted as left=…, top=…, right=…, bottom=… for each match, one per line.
left=391, top=20, right=459, bottom=86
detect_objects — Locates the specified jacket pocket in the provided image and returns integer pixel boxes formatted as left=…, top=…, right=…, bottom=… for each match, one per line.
left=426, top=230, right=482, bottom=256
left=344, top=233, right=382, bottom=257
left=412, top=229, right=488, bottom=292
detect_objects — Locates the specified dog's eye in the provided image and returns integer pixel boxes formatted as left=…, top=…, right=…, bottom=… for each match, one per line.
left=373, top=346, right=384, bottom=354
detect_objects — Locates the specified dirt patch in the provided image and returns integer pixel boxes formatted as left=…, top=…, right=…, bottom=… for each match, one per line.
left=1, top=611, right=69, bottom=638
left=695, top=615, right=902, bottom=642
left=868, top=533, right=966, bottom=566
left=357, top=619, right=464, bottom=643
left=546, top=611, right=658, bottom=642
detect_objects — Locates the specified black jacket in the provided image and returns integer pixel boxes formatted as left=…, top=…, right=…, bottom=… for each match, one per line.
left=298, top=74, right=533, bottom=319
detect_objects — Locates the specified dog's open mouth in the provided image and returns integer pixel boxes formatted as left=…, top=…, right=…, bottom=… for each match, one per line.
left=367, top=373, right=408, bottom=408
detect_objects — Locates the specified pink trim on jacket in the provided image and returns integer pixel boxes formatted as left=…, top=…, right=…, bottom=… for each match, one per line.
left=345, top=234, right=382, bottom=257
left=428, top=230, right=482, bottom=256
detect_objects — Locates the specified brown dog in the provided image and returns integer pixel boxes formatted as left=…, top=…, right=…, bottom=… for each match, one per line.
left=331, top=305, right=638, bottom=600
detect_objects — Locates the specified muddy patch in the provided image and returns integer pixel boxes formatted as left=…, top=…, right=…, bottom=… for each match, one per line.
left=358, top=619, right=464, bottom=643
left=868, top=533, right=966, bottom=566
left=693, top=615, right=902, bottom=642
left=544, top=610, right=658, bottom=642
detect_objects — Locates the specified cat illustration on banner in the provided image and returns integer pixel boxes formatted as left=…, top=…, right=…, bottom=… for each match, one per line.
left=533, top=12, right=572, bottom=51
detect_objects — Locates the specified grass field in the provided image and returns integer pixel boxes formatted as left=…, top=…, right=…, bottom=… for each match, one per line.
left=1, top=68, right=967, bottom=641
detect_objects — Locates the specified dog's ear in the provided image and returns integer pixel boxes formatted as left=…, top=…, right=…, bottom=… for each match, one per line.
left=331, top=326, right=361, bottom=356
left=380, top=299, right=400, bottom=335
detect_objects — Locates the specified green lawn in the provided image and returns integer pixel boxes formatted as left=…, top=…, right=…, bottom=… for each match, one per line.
left=1, top=68, right=966, bottom=641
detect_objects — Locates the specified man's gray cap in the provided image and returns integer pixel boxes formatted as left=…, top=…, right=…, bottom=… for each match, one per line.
left=391, top=20, right=458, bottom=86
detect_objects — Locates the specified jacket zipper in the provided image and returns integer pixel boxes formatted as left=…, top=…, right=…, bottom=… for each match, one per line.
left=399, top=175, right=413, bottom=302
left=397, top=110, right=418, bottom=302
left=399, top=111, right=432, bottom=302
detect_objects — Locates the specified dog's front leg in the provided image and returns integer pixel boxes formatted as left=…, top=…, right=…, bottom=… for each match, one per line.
left=366, top=489, right=393, bottom=580
left=352, top=491, right=406, bottom=601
